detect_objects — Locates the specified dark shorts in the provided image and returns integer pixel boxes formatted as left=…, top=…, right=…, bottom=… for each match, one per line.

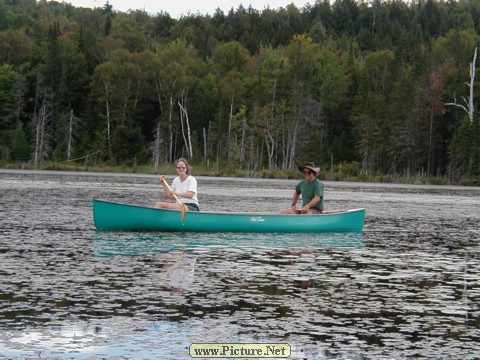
left=185, top=203, right=200, bottom=212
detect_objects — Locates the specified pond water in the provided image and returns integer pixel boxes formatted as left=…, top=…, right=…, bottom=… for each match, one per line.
left=0, top=169, right=479, bottom=359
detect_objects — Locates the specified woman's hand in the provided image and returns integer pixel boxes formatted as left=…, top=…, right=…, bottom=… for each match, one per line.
left=160, top=176, right=173, bottom=198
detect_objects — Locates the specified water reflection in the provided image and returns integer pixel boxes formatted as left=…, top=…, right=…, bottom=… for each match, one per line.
left=1, top=319, right=196, bottom=359
left=165, top=254, right=196, bottom=293
left=91, top=232, right=365, bottom=258
left=90, top=232, right=363, bottom=297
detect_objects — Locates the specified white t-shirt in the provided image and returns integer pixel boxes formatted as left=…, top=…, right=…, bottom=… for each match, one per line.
left=172, top=176, right=199, bottom=206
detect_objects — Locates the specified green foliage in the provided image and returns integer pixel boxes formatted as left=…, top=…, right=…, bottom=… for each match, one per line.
left=0, top=0, right=478, bottom=183
left=0, top=29, right=35, bottom=65
left=0, top=64, right=17, bottom=105
left=449, top=117, right=480, bottom=178
left=111, top=124, right=146, bottom=164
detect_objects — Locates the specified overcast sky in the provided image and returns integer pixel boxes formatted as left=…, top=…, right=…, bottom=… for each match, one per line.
left=64, top=0, right=312, bottom=18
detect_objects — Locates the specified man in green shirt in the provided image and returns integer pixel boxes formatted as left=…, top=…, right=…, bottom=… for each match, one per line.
left=281, top=162, right=324, bottom=214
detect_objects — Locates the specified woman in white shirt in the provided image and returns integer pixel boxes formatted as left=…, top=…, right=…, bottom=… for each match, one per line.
left=155, top=158, right=200, bottom=211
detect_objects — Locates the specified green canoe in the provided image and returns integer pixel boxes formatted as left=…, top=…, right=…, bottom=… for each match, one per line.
left=93, top=199, right=365, bottom=233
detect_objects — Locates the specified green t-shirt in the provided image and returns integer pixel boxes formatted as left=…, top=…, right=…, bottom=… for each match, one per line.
left=295, top=179, right=324, bottom=211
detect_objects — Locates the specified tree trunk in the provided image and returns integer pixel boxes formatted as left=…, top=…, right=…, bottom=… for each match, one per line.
left=34, top=95, right=51, bottom=169
left=288, top=93, right=302, bottom=169
left=178, top=91, right=193, bottom=158
left=265, top=131, right=275, bottom=171
left=203, top=127, right=207, bottom=164
left=227, top=98, right=234, bottom=161
left=167, top=96, right=174, bottom=162
left=153, top=123, right=161, bottom=171
left=240, top=118, right=246, bottom=163
left=266, top=79, right=277, bottom=171
left=103, top=80, right=111, bottom=152
left=67, top=109, right=74, bottom=161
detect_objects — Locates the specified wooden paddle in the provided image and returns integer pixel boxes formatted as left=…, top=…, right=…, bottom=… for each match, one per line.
left=162, top=177, right=187, bottom=223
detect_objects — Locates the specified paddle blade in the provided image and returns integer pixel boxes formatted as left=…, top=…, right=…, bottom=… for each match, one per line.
left=180, top=203, right=187, bottom=223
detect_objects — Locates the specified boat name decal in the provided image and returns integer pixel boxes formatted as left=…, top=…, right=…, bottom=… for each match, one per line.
left=250, top=216, right=265, bottom=222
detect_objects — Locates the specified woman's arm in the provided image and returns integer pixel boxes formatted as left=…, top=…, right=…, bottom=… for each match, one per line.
left=160, top=175, right=174, bottom=199
left=173, top=191, right=195, bottom=199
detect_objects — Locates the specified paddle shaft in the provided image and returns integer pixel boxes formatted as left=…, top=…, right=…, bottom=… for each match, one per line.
left=162, top=178, right=186, bottom=207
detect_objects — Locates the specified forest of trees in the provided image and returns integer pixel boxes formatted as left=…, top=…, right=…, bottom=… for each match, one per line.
left=0, top=0, right=479, bottom=181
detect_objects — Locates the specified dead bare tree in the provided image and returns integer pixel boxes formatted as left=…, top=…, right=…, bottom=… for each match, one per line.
left=178, top=90, right=193, bottom=158
left=287, top=81, right=304, bottom=170
left=65, top=109, right=80, bottom=161
left=33, top=91, right=53, bottom=169
left=265, top=79, right=277, bottom=171
left=203, top=127, right=207, bottom=164
left=445, top=46, right=477, bottom=123
left=103, top=80, right=112, bottom=150
left=227, top=97, right=235, bottom=161
left=152, top=123, right=161, bottom=171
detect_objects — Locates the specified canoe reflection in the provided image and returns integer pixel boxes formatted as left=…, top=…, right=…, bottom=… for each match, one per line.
left=91, top=232, right=364, bottom=258
left=91, top=232, right=363, bottom=293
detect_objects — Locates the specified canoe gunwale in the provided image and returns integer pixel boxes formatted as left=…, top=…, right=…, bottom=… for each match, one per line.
left=93, top=198, right=363, bottom=217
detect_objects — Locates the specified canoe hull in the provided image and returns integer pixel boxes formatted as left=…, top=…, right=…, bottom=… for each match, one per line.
left=93, top=199, right=365, bottom=233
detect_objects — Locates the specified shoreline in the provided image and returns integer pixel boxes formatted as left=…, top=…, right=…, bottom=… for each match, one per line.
left=1, top=163, right=479, bottom=187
